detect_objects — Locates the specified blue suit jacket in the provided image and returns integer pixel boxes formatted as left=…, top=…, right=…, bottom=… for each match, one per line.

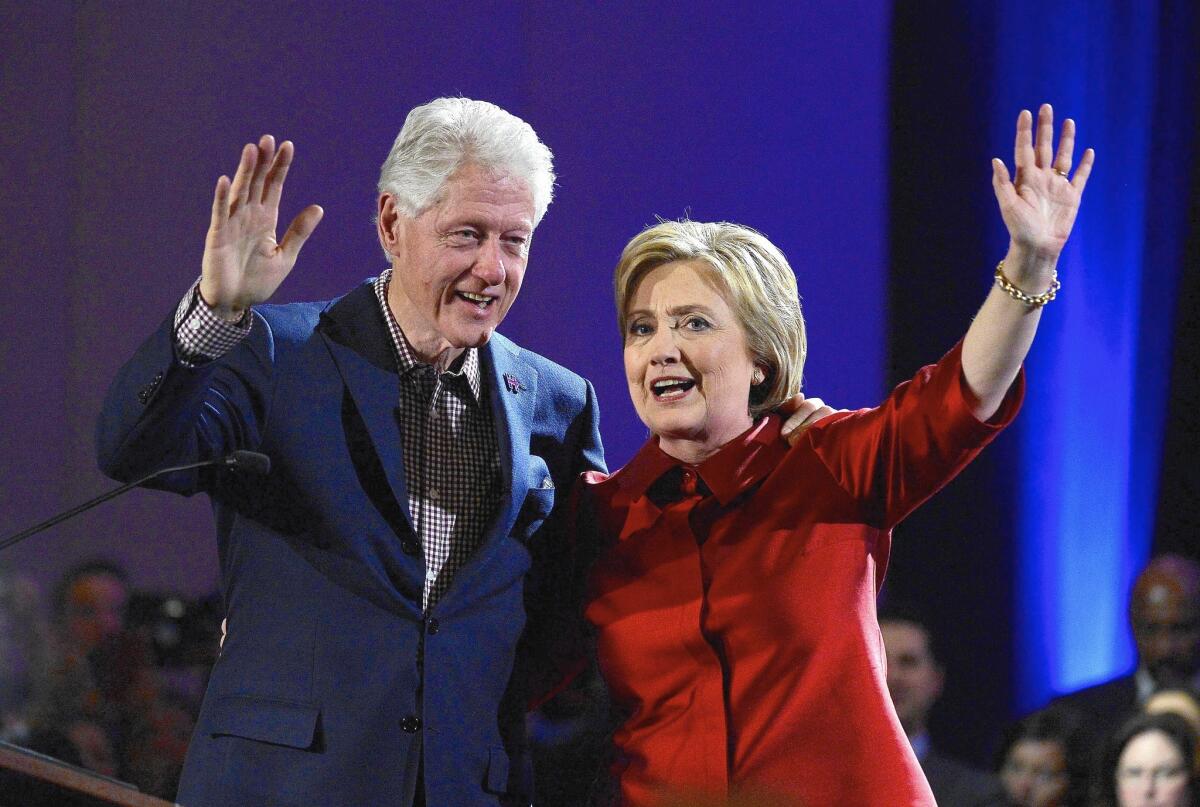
left=96, top=279, right=605, bottom=806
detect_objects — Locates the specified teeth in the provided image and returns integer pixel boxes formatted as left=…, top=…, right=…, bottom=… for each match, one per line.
left=459, top=292, right=491, bottom=304
left=652, top=379, right=694, bottom=395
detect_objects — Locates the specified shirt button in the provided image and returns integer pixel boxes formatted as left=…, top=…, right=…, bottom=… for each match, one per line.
left=401, top=715, right=422, bottom=733
left=400, top=539, right=419, bottom=556
left=426, top=617, right=440, bottom=635
left=427, top=486, right=440, bottom=500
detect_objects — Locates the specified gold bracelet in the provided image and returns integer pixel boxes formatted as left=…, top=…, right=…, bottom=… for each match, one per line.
left=994, top=260, right=1060, bottom=307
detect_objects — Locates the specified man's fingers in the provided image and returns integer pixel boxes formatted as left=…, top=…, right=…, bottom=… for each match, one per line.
left=279, top=204, right=324, bottom=266
left=780, top=397, right=844, bottom=446
left=262, top=140, right=294, bottom=209
left=248, top=134, right=276, bottom=206
left=228, top=142, right=257, bottom=208
left=210, top=175, right=231, bottom=230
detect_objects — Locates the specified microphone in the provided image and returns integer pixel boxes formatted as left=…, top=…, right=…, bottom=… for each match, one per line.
left=0, top=451, right=271, bottom=552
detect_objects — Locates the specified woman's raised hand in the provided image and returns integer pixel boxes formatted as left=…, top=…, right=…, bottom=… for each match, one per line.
left=991, top=104, right=1094, bottom=276
left=199, top=135, right=324, bottom=320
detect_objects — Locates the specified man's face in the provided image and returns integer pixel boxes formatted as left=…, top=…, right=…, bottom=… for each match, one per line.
left=881, top=620, right=944, bottom=736
left=379, top=162, right=534, bottom=364
left=63, top=572, right=128, bottom=653
left=1131, top=577, right=1200, bottom=687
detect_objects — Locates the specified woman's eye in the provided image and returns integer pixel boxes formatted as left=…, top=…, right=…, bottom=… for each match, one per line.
left=684, top=317, right=711, bottom=331
left=627, top=322, right=652, bottom=337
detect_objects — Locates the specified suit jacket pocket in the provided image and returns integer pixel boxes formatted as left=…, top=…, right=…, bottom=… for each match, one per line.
left=209, top=694, right=320, bottom=750
left=484, top=745, right=510, bottom=794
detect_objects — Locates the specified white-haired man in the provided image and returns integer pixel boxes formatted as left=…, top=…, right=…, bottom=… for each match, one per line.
left=97, top=98, right=603, bottom=807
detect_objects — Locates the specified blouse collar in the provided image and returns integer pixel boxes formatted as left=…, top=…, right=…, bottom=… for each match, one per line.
left=614, top=413, right=790, bottom=507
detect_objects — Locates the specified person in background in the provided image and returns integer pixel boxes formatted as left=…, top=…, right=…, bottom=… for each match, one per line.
left=0, top=570, right=53, bottom=744
left=1053, top=555, right=1200, bottom=750
left=1144, top=688, right=1200, bottom=740
left=879, top=603, right=1007, bottom=806
left=993, top=707, right=1089, bottom=807
left=1091, top=711, right=1197, bottom=807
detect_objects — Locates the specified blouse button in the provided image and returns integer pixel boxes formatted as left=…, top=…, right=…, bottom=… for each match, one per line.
left=681, top=468, right=698, bottom=495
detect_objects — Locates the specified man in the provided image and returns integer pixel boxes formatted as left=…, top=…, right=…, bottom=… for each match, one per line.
left=1051, top=553, right=1200, bottom=747
left=96, top=98, right=605, bottom=807
left=879, top=604, right=1007, bottom=807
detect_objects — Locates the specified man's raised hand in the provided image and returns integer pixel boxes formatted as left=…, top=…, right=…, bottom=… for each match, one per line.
left=199, top=135, right=323, bottom=321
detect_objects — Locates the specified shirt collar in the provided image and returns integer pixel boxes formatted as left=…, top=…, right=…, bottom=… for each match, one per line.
left=617, top=414, right=789, bottom=506
left=373, top=269, right=482, bottom=402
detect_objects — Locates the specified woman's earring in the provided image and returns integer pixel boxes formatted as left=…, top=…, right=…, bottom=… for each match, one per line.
left=752, top=367, right=766, bottom=385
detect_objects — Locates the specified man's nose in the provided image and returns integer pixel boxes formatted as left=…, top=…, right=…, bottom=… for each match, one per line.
left=473, top=238, right=506, bottom=286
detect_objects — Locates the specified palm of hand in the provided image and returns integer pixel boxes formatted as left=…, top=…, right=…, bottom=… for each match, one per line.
left=200, top=135, right=323, bottom=314
left=992, top=105, right=1094, bottom=261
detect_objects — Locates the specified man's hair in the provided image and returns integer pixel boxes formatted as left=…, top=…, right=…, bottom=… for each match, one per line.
left=50, top=559, right=128, bottom=622
left=613, top=219, right=806, bottom=418
left=377, top=97, right=555, bottom=227
left=877, top=599, right=940, bottom=663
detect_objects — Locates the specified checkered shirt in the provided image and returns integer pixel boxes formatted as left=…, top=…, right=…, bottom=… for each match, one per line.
left=173, top=273, right=500, bottom=609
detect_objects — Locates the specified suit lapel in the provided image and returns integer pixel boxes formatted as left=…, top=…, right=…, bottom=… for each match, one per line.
left=484, top=334, right=538, bottom=542
left=438, top=335, right=538, bottom=604
left=318, top=282, right=414, bottom=528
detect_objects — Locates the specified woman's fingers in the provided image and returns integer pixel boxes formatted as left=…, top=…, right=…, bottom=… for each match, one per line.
left=1013, top=109, right=1034, bottom=185
left=1071, top=147, right=1096, bottom=193
left=1053, top=118, right=1076, bottom=175
left=1035, top=103, right=1055, bottom=168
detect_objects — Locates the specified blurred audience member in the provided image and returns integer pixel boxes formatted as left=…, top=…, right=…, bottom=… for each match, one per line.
left=1092, top=711, right=1197, bottom=807
left=0, top=571, right=53, bottom=743
left=880, top=603, right=1008, bottom=806
left=1053, top=554, right=1200, bottom=751
left=24, top=560, right=195, bottom=799
left=51, top=560, right=130, bottom=658
left=994, top=707, right=1089, bottom=807
left=1144, top=688, right=1200, bottom=739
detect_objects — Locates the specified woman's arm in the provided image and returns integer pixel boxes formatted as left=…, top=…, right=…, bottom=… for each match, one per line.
left=962, top=104, right=1094, bottom=421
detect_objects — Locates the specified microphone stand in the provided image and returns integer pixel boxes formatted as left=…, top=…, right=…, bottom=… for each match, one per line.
left=0, top=452, right=269, bottom=552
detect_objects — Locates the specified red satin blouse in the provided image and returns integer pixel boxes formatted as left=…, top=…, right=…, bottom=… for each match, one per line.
left=578, top=342, right=1022, bottom=806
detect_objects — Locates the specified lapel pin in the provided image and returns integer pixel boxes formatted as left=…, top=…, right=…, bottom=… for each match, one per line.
left=503, top=373, right=526, bottom=394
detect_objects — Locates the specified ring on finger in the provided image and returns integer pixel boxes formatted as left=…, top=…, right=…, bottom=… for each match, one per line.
left=1053, top=168, right=1070, bottom=179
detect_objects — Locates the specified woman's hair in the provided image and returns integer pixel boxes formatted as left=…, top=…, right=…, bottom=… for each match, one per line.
left=613, top=220, right=806, bottom=418
left=376, top=97, right=555, bottom=227
left=1091, top=711, right=1198, bottom=807
left=994, top=706, right=1090, bottom=807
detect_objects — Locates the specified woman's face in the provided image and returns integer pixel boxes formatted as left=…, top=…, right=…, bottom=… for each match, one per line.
left=1000, top=739, right=1070, bottom=807
left=1115, top=729, right=1191, bottom=807
left=623, top=260, right=757, bottom=463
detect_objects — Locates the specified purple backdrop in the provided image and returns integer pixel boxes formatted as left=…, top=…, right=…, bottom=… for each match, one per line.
left=0, top=2, right=888, bottom=600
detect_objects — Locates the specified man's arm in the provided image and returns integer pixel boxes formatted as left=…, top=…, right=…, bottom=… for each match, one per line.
left=96, top=136, right=323, bottom=489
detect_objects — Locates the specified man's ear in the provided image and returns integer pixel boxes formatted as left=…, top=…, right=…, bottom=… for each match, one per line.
left=377, top=193, right=401, bottom=257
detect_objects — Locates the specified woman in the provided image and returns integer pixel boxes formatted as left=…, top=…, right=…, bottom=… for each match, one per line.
left=1092, top=712, right=1197, bottom=807
left=995, top=707, right=1089, bottom=807
left=564, top=105, right=1093, bottom=805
